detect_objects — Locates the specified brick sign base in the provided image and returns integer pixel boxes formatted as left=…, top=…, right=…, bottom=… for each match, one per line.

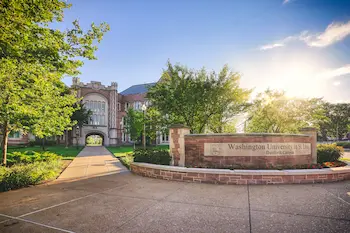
left=131, top=163, right=350, bottom=185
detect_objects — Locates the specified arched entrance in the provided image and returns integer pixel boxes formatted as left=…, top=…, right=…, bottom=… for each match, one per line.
left=85, top=132, right=104, bottom=146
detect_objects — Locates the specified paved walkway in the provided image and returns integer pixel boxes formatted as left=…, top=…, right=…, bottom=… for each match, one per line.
left=57, top=146, right=128, bottom=181
left=0, top=147, right=349, bottom=232
left=0, top=172, right=349, bottom=232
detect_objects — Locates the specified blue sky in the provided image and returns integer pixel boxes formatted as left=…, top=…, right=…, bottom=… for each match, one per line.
left=61, top=0, right=350, bottom=102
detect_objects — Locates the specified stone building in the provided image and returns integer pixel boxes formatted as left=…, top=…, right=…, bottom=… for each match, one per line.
left=6, top=78, right=169, bottom=146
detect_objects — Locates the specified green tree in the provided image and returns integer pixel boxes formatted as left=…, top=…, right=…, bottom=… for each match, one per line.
left=0, top=0, right=109, bottom=165
left=124, top=108, right=144, bottom=148
left=245, top=89, right=325, bottom=133
left=30, top=83, right=77, bottom=150
left=64, top=102, right=92, bottom=147
left=206, top=65, right=251, bottom=133
left=144, top=106, right=175, bottom=142
left=71, top=102, right=93, bottom=127
left=147, top=62, right=251, bottom=133
left=320, top=103, right=350, bottom=140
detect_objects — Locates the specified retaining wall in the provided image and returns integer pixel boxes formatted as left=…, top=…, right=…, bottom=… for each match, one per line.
left=131, top=162, right=350, bottom=185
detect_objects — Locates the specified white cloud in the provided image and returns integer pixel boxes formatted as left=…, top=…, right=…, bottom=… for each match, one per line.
left=305, top=21, right=350, bottom=47
left=260, top=20, right=350, bottom=50
left=259, top=43, right=284, bottom=50
left=283, top=0, right=291, bottom=4
left=318, top=64, right=350, bottom=79
left=333, top=81, right=341, bottom=86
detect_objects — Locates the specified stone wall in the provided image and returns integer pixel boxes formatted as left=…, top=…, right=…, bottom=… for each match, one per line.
left=7, top=134, right=29, bottom=145
left=131, top=162, right=350, bottom=185
left=184, top=133, right=314, bottom=168
left=169, top=125, right=190, bottom=166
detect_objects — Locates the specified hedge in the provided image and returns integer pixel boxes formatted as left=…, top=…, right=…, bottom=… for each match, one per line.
left=317, top=144, right=343, bottom=163
left=133, top=148, right=171, bottom=165
left=336, top=141, right=350, bottom=149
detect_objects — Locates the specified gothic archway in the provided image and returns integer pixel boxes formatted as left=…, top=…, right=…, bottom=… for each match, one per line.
left=85, top=132, right=105, bottom=146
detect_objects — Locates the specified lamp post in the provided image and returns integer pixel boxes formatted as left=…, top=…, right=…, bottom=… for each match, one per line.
left=75, top=125, right=80, bottom=149
left=141, top=104, right=147, bottom=149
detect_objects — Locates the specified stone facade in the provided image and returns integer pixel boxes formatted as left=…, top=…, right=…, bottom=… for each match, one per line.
left=71, top=78, right=168, bottom=146
left=131, top=162, right=350, bottom=185
left=72, top=78, right=118, bottom=146
left=7, top=79, right=168, bottom=146
left=5, top=134, right=29, bottom=145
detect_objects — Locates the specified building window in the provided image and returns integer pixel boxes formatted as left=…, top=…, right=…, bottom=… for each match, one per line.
left=125, top=102, right=130, bottom=110
left=122, top=132, right=128, bottom=142
left=85, top=100, right=106, bottom=125
left=117, top=103, right=121, bottom=111
left=9, top=131, right=21, bottom=138
left=161, top=133, right=169, bottom=142
left=134, top=101, right=142, bottom=110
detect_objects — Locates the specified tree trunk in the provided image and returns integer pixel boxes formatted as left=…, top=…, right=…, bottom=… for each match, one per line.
left=65, top=130, right=68, bottom=148
left=1, top=122, right=9, bottom=166
left=42, top=137, right=45, bottom=151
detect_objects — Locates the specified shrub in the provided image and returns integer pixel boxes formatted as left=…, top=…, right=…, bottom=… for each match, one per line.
left=133, top=148, right=171, bottom=165
left=0, top=160, right=63, bottom=192
left=7, top=151, right=62, bottom=166
left=317, top=144, right=343, bottom=163
left=119, top=154, right=134, bottom=169
left=336, top=141, right=350, bottom=149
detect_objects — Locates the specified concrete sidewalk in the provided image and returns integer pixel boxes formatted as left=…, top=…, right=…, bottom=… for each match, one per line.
left=0, top=172, right=349, bottom=232
left=57, top=146, right=128, bottom=181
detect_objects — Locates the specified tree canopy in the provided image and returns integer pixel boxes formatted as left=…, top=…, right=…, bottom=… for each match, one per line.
left=147, top=62, right=251, bottom=133
left=319, top=103, right=350, bottom=140
left=245, top=89, right=326, bottom=133
left=0, top=0, right=109, bottom=165
left=124, top=108, right=144, bottom=146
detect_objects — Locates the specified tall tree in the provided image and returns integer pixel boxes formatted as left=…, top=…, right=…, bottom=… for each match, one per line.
left=206, top=65, right=251, bottom=133
left=147, top=62, right=251, bottom=133
left=124, top=108, right=144, bottom=148
left=320, top=103, right=350, bottom=140
left=0, top=0, right=109, bottom=165
left=245, top=89, right=325, bottom=133
left=71, top=102, right=93, bottom=128
left=65, top=102, right=92, bottom=147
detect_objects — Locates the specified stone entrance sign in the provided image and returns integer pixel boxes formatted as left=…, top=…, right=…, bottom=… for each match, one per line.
left=204, top=143, right=311, bottom=157
left=169, top=128, right=317, bottom=168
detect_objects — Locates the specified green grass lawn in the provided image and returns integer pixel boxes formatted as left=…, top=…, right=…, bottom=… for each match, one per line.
left=1, top=145, right=84, bottom=160
left=107, top=145, right=169, bottom=157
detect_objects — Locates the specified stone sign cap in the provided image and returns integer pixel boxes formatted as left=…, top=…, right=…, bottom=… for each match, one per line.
left=300, top=127, right=317, bottom=132
left=169, top=124, right=190, bottom=129
left=186, top=133, right=309, bottom=137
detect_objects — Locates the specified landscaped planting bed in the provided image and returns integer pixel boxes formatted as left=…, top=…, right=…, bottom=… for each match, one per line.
left=0, top=151, right=64, bottom=191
